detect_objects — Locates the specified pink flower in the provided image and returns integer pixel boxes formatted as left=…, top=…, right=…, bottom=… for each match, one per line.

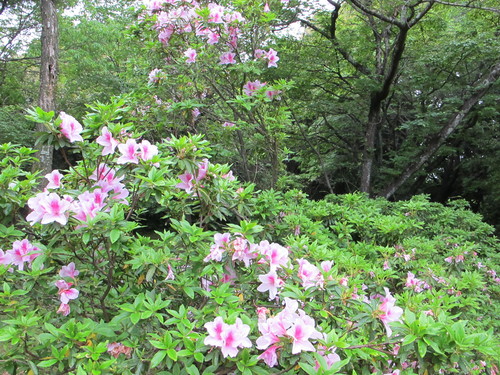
left=45, top=170, right=63, bottom=189
left=72, top=189, right=108, bottom=223
left=148, top=68, right=163, bottom=84
left=223, top=121, right=235, bottom=128
left=59, top=262, right=79, bottom=279
left=196, top=159, right=209, bottom=181
left=184, top=48, right=197, bottom=63
left=243, top=80, right=265, bottom=96
left=265, top=89, right=281, bottom=100
left=258, top=344, right=279, bottom=367
left=286, top=315, right=322, bottom=354
left=57, top=303, right=71, bottom=316
left=176, top=172, right=194, bottom=194
left=59, top=112, right=83, bottom=143
left=220, top=52, right=236, bottom=64
left=266, top=49, right=279, bottom=68
left=207, top=32, right=220, bottom=44
left=7, top=239, right=41, bottom=271
left=117, top=139, right=140, bottom=164
left=257, top=270, right=283, bottom=299
left=254, top=49, right=266, bottom=58
left=204, top=233, right=231, bottom=262
left=55, top=280, right=79, bottom=304
left=96, top=126, right=119, bottom=156
left=0, top=249, right=12, bottom=267
left=204, top=317, right=251, bottom=358
left=258, top=241, right=289, bottom=270
left=377, top=288, right=403, bottom=337
left=297, top=258, right=323, bottom=289
left=231, top=237, right=258, bottom=267
left=263, top=2, right=270, bottom=12
left=208, top=4, right=224, bottom=23
left=315, top=345, right=341, bottom=370
left=139, top=140, right=158, bottom=161
left=32, top=192, right=71, bottom=225
left=107, top=342, right=132, bottom=358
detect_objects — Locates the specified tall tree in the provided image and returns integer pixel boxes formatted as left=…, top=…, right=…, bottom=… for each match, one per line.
left=33, top=0, right=58, bottom=175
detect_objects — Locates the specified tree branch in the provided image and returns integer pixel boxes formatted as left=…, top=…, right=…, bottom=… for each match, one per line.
left=379, top=61, right=500, bottom=198
left=434, top=0, right=500, bottom=14
left=348, top=0, right=405, bottom=27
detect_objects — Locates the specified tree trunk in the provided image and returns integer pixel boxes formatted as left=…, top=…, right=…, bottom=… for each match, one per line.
left=359, top=27, right=408, bottom=194
left=379, top=61, right=500, bottom=199
left=33, top=0, right=58, bottom=176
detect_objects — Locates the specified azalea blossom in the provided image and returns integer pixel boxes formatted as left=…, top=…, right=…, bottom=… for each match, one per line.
left=184, top=48, right=197, bottom=63
left=55, top=280, right=79, bottom=304
left=57, top=303, right=71, bottom=316
left=117, top=139, right=140, bottom=164
left=243, top=80, right=265, bottom=96
left=315, top=344, right=341, bottom=370
left=220, top=52, right=236, bottom=64
left=196, top=159, right=209, bottom=181
left=139, top=140, right=158, bottom=161
left=45, top=170, right=63, bottom=189
left=59, top=262, right=80, bottom=279
left=107, top=342, right=132, bottom=358
left=258, top=344, right=279, bottom=367
left=258, top=241, right=289, bottom=270
left=231, top=237, right=258, bottom=266
left=207, top=31, right=220, bottom=44
left=59, top=112, right=83, bottom=143
left=204, top=317, right=251, bottom=358
left=27, top=192, right=71, bottom=226
left=266, top=48, right=279, bottom=68
left=148, top=68, right=163, bottom=84
left=297, top=258, right=323, bottom=289
left=96, top=126, right=119, bottom=155
left=204, top=232, right=231, bottom=262
left=257, top=270, right=283, bottom=299
left=176, top=172, right=195, bottom=194
left=7, top=239, right=42, bottom=271
left=256, top=298, right=322, bottom=363
left=376, top=288, right=403, bottom=337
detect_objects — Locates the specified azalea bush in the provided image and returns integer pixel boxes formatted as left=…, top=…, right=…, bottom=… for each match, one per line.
left=0, top=103, right=499, bottom=375
left=1, top=1, right=499, bottom=374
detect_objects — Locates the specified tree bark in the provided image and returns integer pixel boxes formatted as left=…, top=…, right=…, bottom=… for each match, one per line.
left=33, top=0, right=58, bottom=176
left=379, top=61, right=500, bottom=199
left=359, top=27, right=409, bottom=194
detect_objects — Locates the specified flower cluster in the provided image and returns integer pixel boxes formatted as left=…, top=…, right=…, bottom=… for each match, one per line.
left=374, top=288, right=404, bottom=337
left=204, top=317, right=251, bottom=358
left=27, top=163, right=130, bottom=227
left=55, top=262, right=80, bottom=316
left=405, top=271, right=430, bottom=293
left=145, top=0, right=280, bottom=72
left=0, top=239, right=42, bottom=271
left=175, top=158, right=209, bottom=194
left=256, top=298, right=323, bottom=367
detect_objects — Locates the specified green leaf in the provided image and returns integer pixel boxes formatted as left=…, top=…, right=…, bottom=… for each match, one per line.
left=167, top=349, right=178, bottom=361
left=38, top=359, right=58, bottom=368
left=299, top=362, right=317, bottom=375
left=417, top=339, right=427, bottom=358
left=150, top=350, right=167, bottom=368
left=110, top=229, right=121, bottom=244
left=187, top=365, right=200, bottom=375
left=184, top=286, right=194, bottom=299
left=402, top=334, right=418, bottom=346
